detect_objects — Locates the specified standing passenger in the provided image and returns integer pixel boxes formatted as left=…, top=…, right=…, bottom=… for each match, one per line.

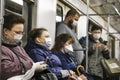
left=56, top=9, right=84, bottom=65
left=80, top=25, right=110, bottom=80
left=1, top=14, right=47, bottom=80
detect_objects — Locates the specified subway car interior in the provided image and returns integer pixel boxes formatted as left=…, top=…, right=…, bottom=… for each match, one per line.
left=0, top=0, right=120, bottom=80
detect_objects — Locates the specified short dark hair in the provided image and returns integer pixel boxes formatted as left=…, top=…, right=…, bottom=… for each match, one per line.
left=65, top=9, right=80, bottom=18
left=28, top=28, right=48, bottom=41
left=91, top=25, right=102, bottom=32
left=3, top=14, right=25, bottom=30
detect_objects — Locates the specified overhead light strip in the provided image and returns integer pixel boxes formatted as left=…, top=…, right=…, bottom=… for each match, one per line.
left=10, top=0, right=23, bottom=5
left=112, top=5, right=120, bottom=16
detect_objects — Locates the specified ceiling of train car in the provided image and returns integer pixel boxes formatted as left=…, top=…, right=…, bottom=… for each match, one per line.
left=82, top=0, right=120, bottom=33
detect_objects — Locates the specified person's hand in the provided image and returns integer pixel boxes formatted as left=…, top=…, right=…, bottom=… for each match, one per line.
left=69, top=75, right=78, bottom=80
left=79, top=74, right=88, bottom=80
left=69, top=70, right=76, bottom=76
left=100, top=44, right=108, bottom=50
left=69, top=70, right=78, bottom=80
left=93, top=43, right=100, bottom=49
left=33, top=61, right=47, bottom=71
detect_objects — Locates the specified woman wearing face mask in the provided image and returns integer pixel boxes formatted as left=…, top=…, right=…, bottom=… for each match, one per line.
left=24, top=28, right=78, bottom=80
left=1, top=14, right=48, bottom=80
left=51, top=34, right=91, bottom=80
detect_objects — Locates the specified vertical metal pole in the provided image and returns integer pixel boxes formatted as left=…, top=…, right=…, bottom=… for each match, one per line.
left=85, top=0, right=89, bottom=71
left=0, top=0, right=4, bottom=78
left=107, top=15, right=111, bottom=58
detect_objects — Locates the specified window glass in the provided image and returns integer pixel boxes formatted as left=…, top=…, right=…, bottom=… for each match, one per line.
left=56, top=4, right=63, bottom=22
left=5, top=0, right=23, bottom=15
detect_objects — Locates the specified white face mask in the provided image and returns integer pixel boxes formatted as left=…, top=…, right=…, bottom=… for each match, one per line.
left=45, top=37, right=52, bottom=47
left=64, top=44, right=73, bottom=53
left=72, top=20, right=78, bottom=27
left=14, top=34, right=23, bottom=41
left=93, top=34, right=101, bottom=39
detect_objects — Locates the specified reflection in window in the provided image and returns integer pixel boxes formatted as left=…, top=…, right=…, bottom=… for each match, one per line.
left=56, top=16, right=62, bottom=22
left=56, top=4, right=63, bottom=22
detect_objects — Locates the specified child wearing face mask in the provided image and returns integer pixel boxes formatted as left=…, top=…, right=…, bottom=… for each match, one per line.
left=51, top=34, right=95, bottom=80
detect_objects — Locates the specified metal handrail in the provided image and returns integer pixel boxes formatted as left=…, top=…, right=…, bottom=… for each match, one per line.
left=0, top=0, right=4, bottom=78
left=85, top=0, right=89, bottom=72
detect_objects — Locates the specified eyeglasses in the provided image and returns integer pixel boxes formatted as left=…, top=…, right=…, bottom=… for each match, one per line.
left=12, top=31, right=25, bottom=35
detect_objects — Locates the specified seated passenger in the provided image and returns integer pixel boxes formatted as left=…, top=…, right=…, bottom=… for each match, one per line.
left=51, top=34, right=94, bottom=80
left=24, top=28, right=78, bottom=80
left=1, top=14, right=47, bottom=80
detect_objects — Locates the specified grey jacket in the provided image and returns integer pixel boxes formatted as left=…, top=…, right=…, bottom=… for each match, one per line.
left=1, top=44, right=33, bottom=80
left=88, top=35, right=110, bottom=78
left=56, top=22, right=84, bottom=64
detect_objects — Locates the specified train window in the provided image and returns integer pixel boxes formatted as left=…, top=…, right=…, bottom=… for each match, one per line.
left=56, top=4, right=63, bottom=22
left=88, top=20, right=100, bottom=32
left=10, top=0, right=23, bottom=5
left=5, top=0, right=23, bottom=15
left=88, top=20, right=93, bottom=32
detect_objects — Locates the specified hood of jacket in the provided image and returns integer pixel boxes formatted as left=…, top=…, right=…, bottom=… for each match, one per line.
left=24, top=38, right=50, bottom=52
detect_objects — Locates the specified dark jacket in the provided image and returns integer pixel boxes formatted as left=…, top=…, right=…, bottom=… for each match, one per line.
left=54, top=51, right=78, bottom=71
left=54, top=51, right=94, bottom=80
left=24, top=39, right=63, bottom=78
left=2, top=43, right=33, bottom=80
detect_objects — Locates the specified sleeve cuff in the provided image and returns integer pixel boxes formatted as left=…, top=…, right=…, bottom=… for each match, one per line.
left=60, top=70, right=70, bottom=78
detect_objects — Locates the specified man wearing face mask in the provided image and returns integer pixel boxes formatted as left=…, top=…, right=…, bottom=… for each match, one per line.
left=80, top=25, right=110, bottom=80
left=56, top=9, right=85, bottom=65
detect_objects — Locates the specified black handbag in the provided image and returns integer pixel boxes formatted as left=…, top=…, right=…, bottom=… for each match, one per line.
left=32, top=70, right=58, bottom=80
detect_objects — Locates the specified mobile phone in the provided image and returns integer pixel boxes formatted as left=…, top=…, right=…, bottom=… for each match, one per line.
left=45, top=57, right=49, bottom=63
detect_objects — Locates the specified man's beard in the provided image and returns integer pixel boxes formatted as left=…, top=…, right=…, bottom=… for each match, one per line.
left=68, top=21, right=73, bottom=29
